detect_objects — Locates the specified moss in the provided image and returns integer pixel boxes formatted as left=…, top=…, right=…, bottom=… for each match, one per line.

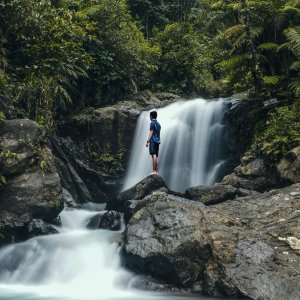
left=0, top=150, right=19, bottom=171
left=86, top=138, right=127, bottom=175
left=0, top=111, right=6, bottom=124
left=35, top=147, right=53, bottom=174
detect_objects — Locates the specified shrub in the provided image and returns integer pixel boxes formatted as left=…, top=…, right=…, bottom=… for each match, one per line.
left=255, top=105, right=300, bottom=161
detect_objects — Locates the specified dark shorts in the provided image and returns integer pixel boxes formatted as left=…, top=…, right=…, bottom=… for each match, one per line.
left=149, top=142, right=159, bottom=156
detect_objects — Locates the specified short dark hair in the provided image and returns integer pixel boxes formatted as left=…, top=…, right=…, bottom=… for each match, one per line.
left=150, top=111, right=157, bottom=119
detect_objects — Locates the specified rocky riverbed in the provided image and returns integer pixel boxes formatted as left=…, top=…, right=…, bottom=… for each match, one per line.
left=118, top=175, right=300, bottom=300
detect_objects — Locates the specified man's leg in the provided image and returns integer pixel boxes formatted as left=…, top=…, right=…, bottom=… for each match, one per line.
left=153, top=154, right=158, bottom=174
left=152, top=155, right=155, bottom=174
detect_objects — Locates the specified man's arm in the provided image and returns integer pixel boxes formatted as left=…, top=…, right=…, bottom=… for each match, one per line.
left=146, top=130, right=153, bottom=147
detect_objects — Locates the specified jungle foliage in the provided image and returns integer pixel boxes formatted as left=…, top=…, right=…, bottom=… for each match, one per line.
left=0, top=0, right=299, bottom=160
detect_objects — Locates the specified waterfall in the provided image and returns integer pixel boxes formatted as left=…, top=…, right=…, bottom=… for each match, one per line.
left=0, top=208, right=237, bottom=300
left=123, top=98, right=226, bottom=192
left=0, top=209, right=137, bottom=300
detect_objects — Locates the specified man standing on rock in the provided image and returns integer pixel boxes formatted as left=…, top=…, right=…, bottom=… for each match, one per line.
left=146, top=111, right=161, bottom=175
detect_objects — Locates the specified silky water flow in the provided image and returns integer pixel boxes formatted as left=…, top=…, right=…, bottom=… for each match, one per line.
left=123, top=98, right=226, bottom=192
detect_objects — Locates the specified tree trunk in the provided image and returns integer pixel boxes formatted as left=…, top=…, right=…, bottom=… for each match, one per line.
left=240, top=0, right=263, bottom=91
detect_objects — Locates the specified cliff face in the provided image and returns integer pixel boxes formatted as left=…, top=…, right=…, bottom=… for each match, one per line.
left=0, top=119, right=63, bottom=245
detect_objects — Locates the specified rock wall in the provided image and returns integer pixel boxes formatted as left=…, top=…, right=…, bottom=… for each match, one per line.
left=57, top=90, right=182, bottom=155
left=0, top=119, right=63, bottom=245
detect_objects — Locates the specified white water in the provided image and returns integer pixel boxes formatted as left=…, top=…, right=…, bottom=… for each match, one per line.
left=123, top=98, right=226, bottom=192
left=0, top=208, right=238, bottom=300
left=0, top=209, right=136, bottom=300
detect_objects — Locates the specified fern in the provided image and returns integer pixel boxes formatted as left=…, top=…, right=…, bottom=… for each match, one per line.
left=263, top=76, right=280, bottom=85
left=223, top=24, right=245, bottom=39
left=258, top=43, right=280, bottom=51
left=277, top=42, right=291, bottom=53
left=289, top=78, right=300, bottom=92
left=284, top=27, right=300, bottom=56
left=216, top=53, right=251, bottom=70
left=290, top=60, right=300, bottom=70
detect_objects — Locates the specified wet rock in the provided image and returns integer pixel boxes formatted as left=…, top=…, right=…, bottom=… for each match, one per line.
left=86, top=211, right=121, bottom=231
left=106, top=175, right=168, bottom=211
left=124, top=181, right=300, bottom=299
left=184, top=184, right=237, bottom=205
left=26, top=219, right=59, bottom=238
left=277, top=146, right=300, bottom=183
left=62, top=188, right=80, bottom=208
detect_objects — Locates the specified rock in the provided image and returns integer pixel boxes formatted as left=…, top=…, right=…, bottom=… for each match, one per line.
left=123, top=192, right=212, bottom=288
left=26, top=219, right=59, bottom=238
left=0, top=95, right=16, bottom=119
left=184, top=184, right=237, bottom=205
left=222, top=99, right=257, bottom=165
left=0, top=119, right=43, bottom=175
left=221, top=173, right=274, bottom=192
left=106, top=175, right=168, bottom=211
left=0, top=119, right=63, bottom=245
left=62, top=188, right=80, bottom=208
left=235, top=158, right=266, bottom=177
left=221, top=156, right=281, bottom=192
left=124, top=184, right=300, bottom=299
left=237, top=188, right=260, bottom=197
left=51, top=134, right=120, bottom=203
left=277, top=146, right=300, bottom=183
left=86, top=211, right=121, bottom=231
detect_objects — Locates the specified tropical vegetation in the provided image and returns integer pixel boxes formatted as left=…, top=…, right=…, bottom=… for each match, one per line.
left=0, top=0, right=299, bottom=161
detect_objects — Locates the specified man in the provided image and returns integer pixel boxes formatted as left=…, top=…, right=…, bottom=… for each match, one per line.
left=146, top=110, right=161, bottom=175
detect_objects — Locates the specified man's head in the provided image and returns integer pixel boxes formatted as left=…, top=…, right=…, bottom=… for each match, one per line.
left=150, top=111, right=157, bottom=120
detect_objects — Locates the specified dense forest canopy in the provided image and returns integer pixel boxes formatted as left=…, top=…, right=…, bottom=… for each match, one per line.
left=0, top=0, right=299, bottom=160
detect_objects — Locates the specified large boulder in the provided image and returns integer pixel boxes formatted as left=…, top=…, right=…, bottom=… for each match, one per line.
left=277, top=146, right=300, bottom=183
left=86, top=211, right=122, bottom=231
left=221, top=157, right=281, bottom=192
left=184, top=184, right=237, bottom=205
left=0, top=119, right=63, bottom=245
left=106, top=175, right=168, bottom=211
left=123, top=184, right=300, bottom=299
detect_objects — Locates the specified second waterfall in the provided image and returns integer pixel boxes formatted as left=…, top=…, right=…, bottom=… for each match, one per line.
left=123, top=98, right=227, bottom=192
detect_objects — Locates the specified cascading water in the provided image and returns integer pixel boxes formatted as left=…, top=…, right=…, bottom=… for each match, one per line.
left=0, top=207, right=239, bottom=300
left=0, top=209, right=136, bottom=300
left=123, top=98, right=226, bottom=192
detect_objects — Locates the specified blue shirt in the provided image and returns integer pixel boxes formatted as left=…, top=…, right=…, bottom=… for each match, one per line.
left=150, top=120, right=161, bottom=143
